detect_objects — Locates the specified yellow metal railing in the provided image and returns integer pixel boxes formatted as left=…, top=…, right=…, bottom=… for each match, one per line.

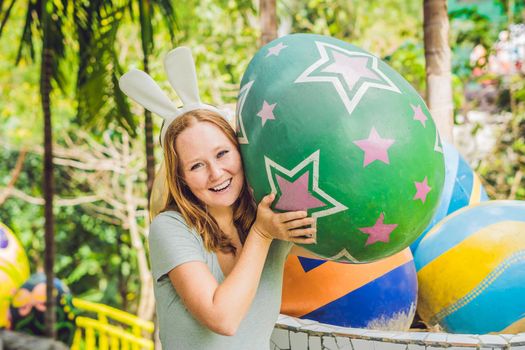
left=71, top=298, right=154, bottom=350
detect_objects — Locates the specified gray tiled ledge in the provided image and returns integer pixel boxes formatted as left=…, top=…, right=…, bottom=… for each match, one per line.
left=271, top=314, right=525, bottom=350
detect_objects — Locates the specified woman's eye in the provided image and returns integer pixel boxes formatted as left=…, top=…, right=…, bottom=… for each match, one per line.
left=217, top=150, right=229, bottom=158
left=190, top=163, right=203, bottom=171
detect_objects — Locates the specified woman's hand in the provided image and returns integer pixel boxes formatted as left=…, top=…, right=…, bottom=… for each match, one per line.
left=251, top=193, right=317, bottom=244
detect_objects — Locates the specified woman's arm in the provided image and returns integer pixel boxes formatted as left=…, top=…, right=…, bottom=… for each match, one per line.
left=167, top=194, right=316, bottom=336
left=167, top=232, right=270, bottom=335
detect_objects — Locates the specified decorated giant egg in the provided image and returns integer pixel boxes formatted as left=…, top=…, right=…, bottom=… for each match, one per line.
left=237, top=34, right=445, bottom=262
left=410, top=142, right=489, bottom=252
left=415, top=201, right=525, bottom=334
left=0, top=222, right=30, bottom=329
left=281, top=248, right=417, bottom=330
left=9, top=273, right=78, bottom=345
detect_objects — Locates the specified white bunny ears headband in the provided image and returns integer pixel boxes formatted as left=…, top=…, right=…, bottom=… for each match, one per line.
left=118, top=47, right=230, bottom=146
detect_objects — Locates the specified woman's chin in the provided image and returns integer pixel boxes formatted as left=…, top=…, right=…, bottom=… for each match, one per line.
left=207, top=192, right=242, bottom=211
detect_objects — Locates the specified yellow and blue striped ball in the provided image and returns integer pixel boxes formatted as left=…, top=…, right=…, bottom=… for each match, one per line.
left=410, top=142, right=488, bottom=252
left=415, top=201, right=525, bottom=334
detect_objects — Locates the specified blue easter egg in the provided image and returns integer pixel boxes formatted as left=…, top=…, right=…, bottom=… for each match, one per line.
left=410, top=142, right=489, bottom=252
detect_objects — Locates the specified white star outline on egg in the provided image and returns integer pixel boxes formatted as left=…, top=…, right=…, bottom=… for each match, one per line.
left=236, top=80, right=255, bottom=144
left=265, top=150, right=348, bottom=235
left=295, top=41, right=401, bottom=117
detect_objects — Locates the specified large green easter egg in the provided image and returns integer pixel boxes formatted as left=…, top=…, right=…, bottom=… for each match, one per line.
left=236, top=34, right=445, bottom=263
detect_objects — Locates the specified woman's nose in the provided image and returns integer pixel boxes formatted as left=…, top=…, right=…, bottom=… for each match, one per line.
left=208, top=162, right=223, bottom=180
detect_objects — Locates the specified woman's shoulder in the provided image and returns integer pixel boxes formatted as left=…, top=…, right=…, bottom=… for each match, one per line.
left=152, top=210, right=186, bottom=225
left=148, top=211, right=207, bottom=281
left=150, top=210, right=194, bottom=239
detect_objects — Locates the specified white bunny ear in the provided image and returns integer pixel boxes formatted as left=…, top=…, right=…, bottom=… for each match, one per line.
left=164, top=47, right=201, bottom=107
left=119, top=69, right=180, bottom=119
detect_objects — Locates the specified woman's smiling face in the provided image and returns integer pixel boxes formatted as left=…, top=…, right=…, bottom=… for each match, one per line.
left=176, top=121, right=244, bottom=211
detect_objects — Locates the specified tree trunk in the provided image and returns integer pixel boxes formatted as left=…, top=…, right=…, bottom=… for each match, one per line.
left=118, top=232, right=129, bottom=312
left=41, top=45, right=56, bottom=339
left=260, top=0, right=277, bottom=46
left=423, top=0, right=454, bottom=143
left=143, top=55, right=155, bottom=207
left=139, top=3, right=156, bottom=324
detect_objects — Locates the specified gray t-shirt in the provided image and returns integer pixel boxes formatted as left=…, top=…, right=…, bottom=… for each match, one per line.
left=149, top=211, right=292, bottom=350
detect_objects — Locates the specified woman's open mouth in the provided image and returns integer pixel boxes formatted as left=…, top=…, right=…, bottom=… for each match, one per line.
left=209, top=178, right=232, bottom=193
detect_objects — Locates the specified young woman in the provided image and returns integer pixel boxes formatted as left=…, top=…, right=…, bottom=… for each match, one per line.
left=149, top=109, right=316, bottom=349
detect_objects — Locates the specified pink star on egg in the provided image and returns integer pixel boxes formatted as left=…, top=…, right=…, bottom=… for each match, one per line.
left=353, top=127, right=395, bottom=167
left=413, top=176, right=432, bottom=203
left=266, top=42, right=288, bottom=57
left=359, top=213, right=398, bottom=246
left=274, top=172, right=326, bottom=211
left=257, top=100, right=277, bottom=126
left=322, top=52, right=382, bottom=91
left=412, top=104, right=427, bottom=127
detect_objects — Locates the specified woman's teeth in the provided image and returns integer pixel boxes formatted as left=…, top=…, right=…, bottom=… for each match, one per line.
left=210, top=179, right=232, bottom=192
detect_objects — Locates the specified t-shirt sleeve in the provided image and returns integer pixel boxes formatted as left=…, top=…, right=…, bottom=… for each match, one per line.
left=149, top=212, right=206, bottom=282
